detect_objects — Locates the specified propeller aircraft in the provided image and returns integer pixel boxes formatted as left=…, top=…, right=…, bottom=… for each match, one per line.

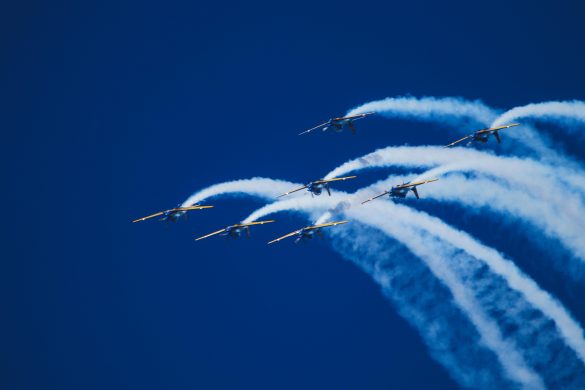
left=195, top=220, right=276, bottom=241
left=361, top=179, right=439, bottom=204
left=132, top=205, right=213, bottom=223
left=267, top=221, right=348, bottom=245
left=299, top=112, right=374, bottom=135
left=444, top=123, right=520, bottom=148
left=278, top=176, right=357, bottom=198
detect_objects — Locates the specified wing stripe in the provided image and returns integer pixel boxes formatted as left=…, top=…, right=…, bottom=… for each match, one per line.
left=314, top=176, right=357, bottom=184
left=132, top=211, right=165, bottom=223
left=298, top=122, right=329, bottom=135
left=444, top=135, right=471, bottom=148
left=361, top=191, right=390, bottom=204
left=396, top=178, right=439, bottom=188
left=267, top=230, right=302, bottom=244
left=234, top=220, right=276, bottom=227
left=306, top=220, right=349, bottom=230
left=278, top=185, right=308, bottom=197
left=195, top=228, right=227, bottom=241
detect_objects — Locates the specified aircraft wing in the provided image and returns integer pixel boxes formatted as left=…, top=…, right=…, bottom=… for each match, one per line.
left=475, top=123, right=520, bottom=135
left=278, top=185, right=309, bottom=197
left=178, top=205, right=214, bottom=211
left=314, top=176, right=357, bottom=184
left=234, top=220, right=276, bottom=227
left=298, top=122, right=329, bottom=135
left=195, top=228, right=227, bottom=241
left=132, top=211, right=165, bottom=223
left=396, top=178, right=439, bottom=189
left=267, top=229, right=302, bottom=245
left=305, top=220, right=349, bottom=230
left=343, top=112, right=374, bottom=120
left=444, top=134, right=472, bottom=148
left=361, top=191, right=390, bottom=204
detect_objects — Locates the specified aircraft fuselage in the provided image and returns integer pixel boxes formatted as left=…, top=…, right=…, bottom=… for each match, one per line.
left=294, top=229, right=317, bottom=243
left=163, top=210, right=183, bottom=222
left=307, top=182, right=330, bottom=196
left=221, top=226, right=248, bottom=239
left=390, top=186, right=411, bottom=198
left=472, top=133, right=491, bottom=143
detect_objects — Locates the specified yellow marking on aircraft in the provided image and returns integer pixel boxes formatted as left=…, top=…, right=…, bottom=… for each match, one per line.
left=132, top=205, right=213, bottom=223
left=267, top=220, right=348, bottom=244
left=313, top=176, right=357, bottom=184
left=395, top=178, right=439, bottom=189
left=444, top=123, right=520, bottom=148
left=195, top=220, right=276, bottom=241
left=278, top=176, right=357, bottom=197
left=195, top=228, right=227, bottom=241
left=361, top=191, right=390, bottom=204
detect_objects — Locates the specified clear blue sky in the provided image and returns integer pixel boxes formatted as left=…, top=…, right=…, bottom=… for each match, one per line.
left=2, top=0, right=584, bottom=389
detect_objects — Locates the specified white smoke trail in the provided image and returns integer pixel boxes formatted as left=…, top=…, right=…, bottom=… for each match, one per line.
left=185, top=178, right=585, bottom=368
left=345, top=96, right=584, bottom=166
left=185, top=175, right=585, bottom=386
left=345, top=96, right=497, bottom=127
left=178, top=96, right=585, bottom=387
left=489, top=101, right=585, bottom=166
left=246, top=189, right=585, bottom=369
left=184, top=180, right=547, bottom=386
left=332, top=225, right=519, bottom=389
left=492, top=101, right=585, bottom=130
left=412, top=174, right=585, bottom=269
left=324, top=146, right=585, bottom=263
left=181, top=178, right=301, bottom=208
left=246, top=196, right=544, bottom=389
left=324, top=145, right=585, bottom=193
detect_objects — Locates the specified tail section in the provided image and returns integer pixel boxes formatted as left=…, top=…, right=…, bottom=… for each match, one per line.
left=494, top=130, right=502, bottom=144
left=349, top=121, right=356, bottom=135
left=412, top=186, right=420, bottom=199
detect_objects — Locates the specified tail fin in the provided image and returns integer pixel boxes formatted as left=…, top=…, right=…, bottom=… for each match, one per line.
left=412, top=187, right=420, bottom=199
left=494, top=130, right=502, bottom=144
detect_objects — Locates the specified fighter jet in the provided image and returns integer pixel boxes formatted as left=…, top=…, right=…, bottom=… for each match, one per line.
left=195, top=220, right=276, bottom=241
left=361, top=179, right=439, bottom=204
left=132, top=205, right=213, bottom=223
left=267, top=221, right=348, bottom=244
left=278, top=176, right=357, bottom=198
left=299, top=112, right=374, bottom=135
left=444, top=123, right=520, bottom=148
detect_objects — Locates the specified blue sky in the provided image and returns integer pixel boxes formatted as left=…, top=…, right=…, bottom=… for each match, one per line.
left=2, top=0, right=585, bottom=389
